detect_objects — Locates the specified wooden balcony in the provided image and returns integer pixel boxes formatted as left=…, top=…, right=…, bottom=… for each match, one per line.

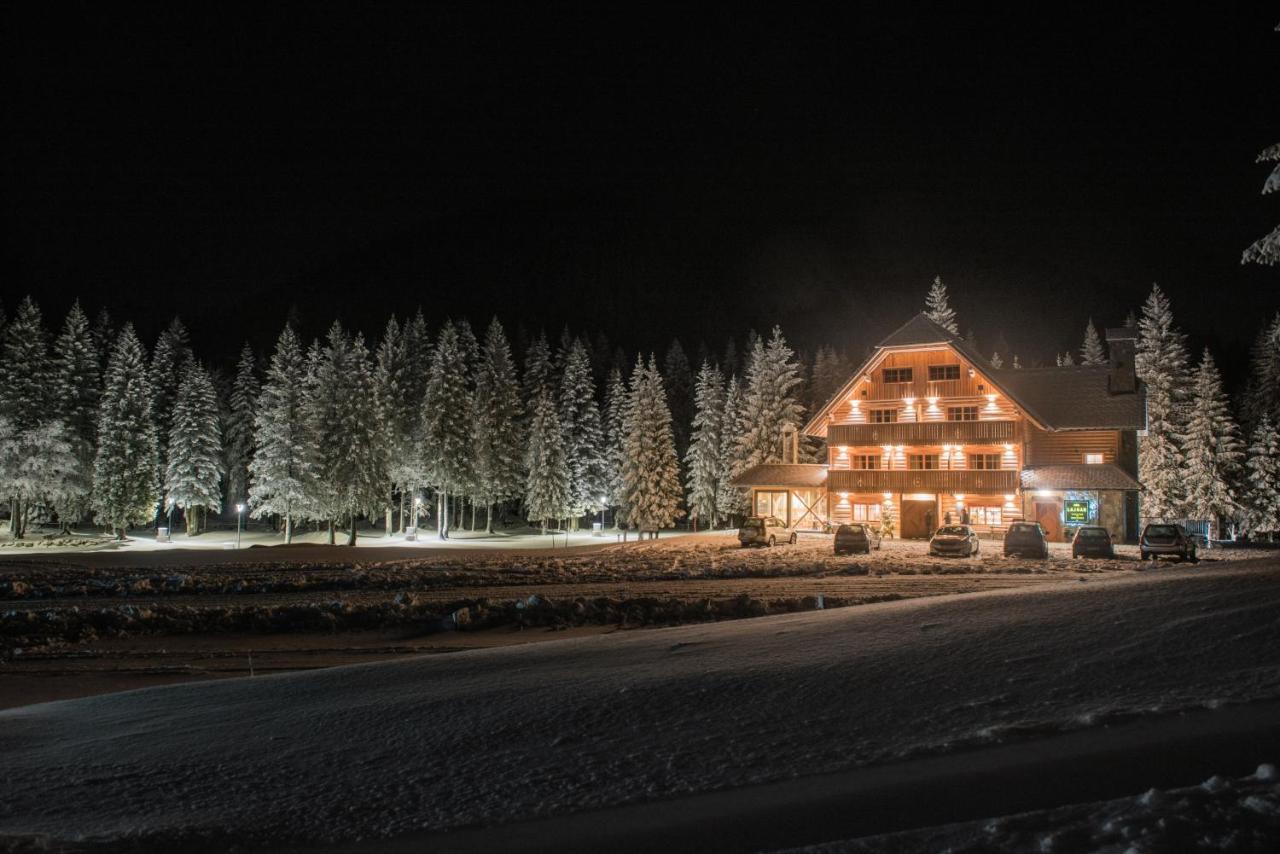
left=828, top=468, right=1019, bottom=493
left=827, top=420, right=1021, bottom=446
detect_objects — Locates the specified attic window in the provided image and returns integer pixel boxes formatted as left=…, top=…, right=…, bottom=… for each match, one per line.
left=1083, top=453, right=1104, bottom=465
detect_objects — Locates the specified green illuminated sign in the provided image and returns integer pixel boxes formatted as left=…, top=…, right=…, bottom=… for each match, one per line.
left=1064, top=499, right=1091, bottom=523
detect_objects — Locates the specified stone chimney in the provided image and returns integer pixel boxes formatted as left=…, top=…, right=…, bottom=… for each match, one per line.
left=1105, top=328, right=1137, bottom=394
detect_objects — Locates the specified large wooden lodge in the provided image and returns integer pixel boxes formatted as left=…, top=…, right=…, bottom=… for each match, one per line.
left=732, top=314, right=1146, bottom=542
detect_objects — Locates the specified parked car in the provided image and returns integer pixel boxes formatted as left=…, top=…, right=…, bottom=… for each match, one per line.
left=1140, top=523, right=1199, bottom=562
left=928, top=525, right=981, bottom=557
left=738, top=516, right=797, bottom=548
left=1072, top=526, right=1115, bottom=559
left=1003, top=521, right=1049, bottom=558
left=834, top=523, right=881, bottom=555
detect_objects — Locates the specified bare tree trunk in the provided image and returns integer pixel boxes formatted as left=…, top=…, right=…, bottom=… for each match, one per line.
left=285, top=511, right=293, bottom=544
left=385, top=487, right=394, bottom=538
left=486, top=501, right=494, bottom=534
left=327, top=519, right=335, bottom=545
left=347, top=510, right=357, bottom=546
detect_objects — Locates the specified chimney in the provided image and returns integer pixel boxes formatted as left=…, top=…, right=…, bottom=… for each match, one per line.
left=1105, top=328, right=1137, bottom=394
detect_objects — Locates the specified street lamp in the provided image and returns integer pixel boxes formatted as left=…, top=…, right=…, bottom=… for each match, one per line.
left=235, top=503, right=245, bottom=549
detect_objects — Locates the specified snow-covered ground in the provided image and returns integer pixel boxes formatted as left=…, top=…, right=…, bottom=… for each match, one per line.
left=1, top=557, right=1277, bottom=850
left=785, top=765, right=1280, bottom=853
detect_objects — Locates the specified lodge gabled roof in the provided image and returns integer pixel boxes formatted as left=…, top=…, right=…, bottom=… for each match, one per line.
left=1021, top=464, right=1143, bottom=492
left=802, top=312, right=1145, bottom=435
left=729, top=463, right=828, bottom=489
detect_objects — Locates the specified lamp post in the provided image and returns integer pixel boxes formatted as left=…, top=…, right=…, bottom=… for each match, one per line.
left=235, top=503, right=245, bottom=549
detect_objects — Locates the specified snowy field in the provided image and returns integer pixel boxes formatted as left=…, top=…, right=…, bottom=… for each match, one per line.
left=1, top=556, right=1277, bottom=851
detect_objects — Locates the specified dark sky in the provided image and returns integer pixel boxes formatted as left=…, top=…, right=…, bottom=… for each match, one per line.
left=6, top=5, right=1278, bottom=378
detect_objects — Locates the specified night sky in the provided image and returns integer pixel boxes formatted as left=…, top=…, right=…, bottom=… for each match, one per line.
left=7, top=6, right=1277, bottom=378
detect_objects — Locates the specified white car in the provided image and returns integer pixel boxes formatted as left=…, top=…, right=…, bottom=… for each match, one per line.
left=928, top=524, right=981, bottom=557
left=738, top=516, right=798, bottom=547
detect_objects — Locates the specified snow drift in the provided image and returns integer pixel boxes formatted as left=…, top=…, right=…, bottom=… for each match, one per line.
left=2, top=559, right=1279, bottom=850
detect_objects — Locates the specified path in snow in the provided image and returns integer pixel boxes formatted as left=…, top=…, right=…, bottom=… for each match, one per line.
left=2, top=558, right=1278, bottom=850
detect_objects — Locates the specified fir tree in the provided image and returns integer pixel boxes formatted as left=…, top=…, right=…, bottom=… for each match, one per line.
left=0, top=417, right=84, bottom=536
left=92, top=307, right=116, bottom=374
left=1080, top=318, right=1106, bottom=365
left=523, top=388, right=569, bottom=533
left=717, top=375, right=748, bottom=522
left=1242, top=415, right=1280, bottom=538
left=222, top=344, right=259, bottom=514
left=924, top=275, right=958, bottom=334
left=1056, top=352, right=1074, bottom=367
left=620, top=356, right=683, bottom=533
left=248, top=325, right=312, bottom=543
left=685, top=361, right=727, bottom=528
left=558, top=339, right=607, bottom=521
left=1012, top=354, right=1022, bottom=370
left=601, top=366, right=628, bottom=520
left=92, top=325, right=158, bottom=539
left=521, top=330, right=553, bottom=406
left=1136, top=284, right=1191, bottom=520
left=306, top=324, right=385, bottom=545
left=372, top=317, right=407, bottom=535
left=735, top=327, right=805, bottom=470
left=1181, top=349, right=1244, bottom=530
left=50, top=300, right=100, bottom=525
left=1242, top=142, right=1279, bottom=266
left=0, top=296, right=52, bottom=431
left=810, top=346, right=849, bottom=413
left=471, top=318, right=524, bottom=532
left=164, top=362, right=224, bottom=534
left=990, top=351, right=1004, bottom=369
left=1242, top=313, right=1280, bottom=433
left=419, top=321, right=473, bottom=539
left=663, top=339, right=694, bottom=467
left=149, top=317, right=193, bottom=523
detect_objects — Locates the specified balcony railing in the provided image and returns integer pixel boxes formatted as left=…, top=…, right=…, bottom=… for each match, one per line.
left=828, top=468, right=1019, bottom=493
left=827, top=420, right=1020, bottom=446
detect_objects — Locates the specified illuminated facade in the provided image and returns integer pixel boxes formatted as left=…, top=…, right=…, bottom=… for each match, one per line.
left=733, top=314, right=1146, bottom=542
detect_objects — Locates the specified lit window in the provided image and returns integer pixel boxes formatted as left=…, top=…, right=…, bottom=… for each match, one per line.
left=883, top=367, right=913, bottom=384
left=968, top=453, right=1002, bottom=470
left=1083, top=453, right=1104, bottom=465
left=969, top=506, right=1003, bottom=526
left=870, top=408, right=898, bottom=423
left=928, top=364, right=961, bottom=381
left=852, top=503, right=882, bottom=522
left=852, top=454, right=880, bottom=470
left=908, top=454, right=939, bottom=470
left=948, top=406, right=979, bottom=421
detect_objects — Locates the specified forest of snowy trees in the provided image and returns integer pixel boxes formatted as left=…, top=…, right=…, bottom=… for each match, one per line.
left=0, top=281, right=1278, bottom=542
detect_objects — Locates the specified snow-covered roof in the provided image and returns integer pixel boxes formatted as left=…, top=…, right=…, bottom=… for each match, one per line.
left=730, top=463, right=828, bottom=489
left=1020, top=464, right=1142, bottom=491
left=804, top=313, right=1145, bottom=436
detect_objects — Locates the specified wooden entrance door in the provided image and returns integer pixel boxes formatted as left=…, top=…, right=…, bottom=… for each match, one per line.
left=901, top=498, right=937, bottom=539
left=1035, top=501, right=1062, bottom=542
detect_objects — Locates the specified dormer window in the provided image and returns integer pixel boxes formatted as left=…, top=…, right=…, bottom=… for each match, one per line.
left=928, top=364, right=961, bottom=381
left=883, top=367, right=913, bottom=384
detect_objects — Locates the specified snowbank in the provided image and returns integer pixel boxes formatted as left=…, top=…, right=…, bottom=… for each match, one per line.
left=2, top=559, right=1278, bottom=850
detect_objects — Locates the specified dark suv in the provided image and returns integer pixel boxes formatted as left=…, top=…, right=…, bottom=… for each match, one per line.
left=834, top=523, right=882, bottom=555
left=1139, top=523, right=1199, bottom=563
left=1003, top=521, right=1049, bottom=558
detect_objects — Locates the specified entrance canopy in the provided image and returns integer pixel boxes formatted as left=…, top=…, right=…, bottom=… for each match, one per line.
left=730, top=464, right=828, bottom=490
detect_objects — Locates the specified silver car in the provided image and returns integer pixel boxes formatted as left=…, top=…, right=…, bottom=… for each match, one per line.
left=738, top=516, right=798, bottom=548
left=928, top=524, right=981, bottom=557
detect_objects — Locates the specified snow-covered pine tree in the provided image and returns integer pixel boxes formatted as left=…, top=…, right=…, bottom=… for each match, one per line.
left=557, top=339, right=607, bottom=523
left=1242, top=415, right=1280, bottom=539
left=735, top=327, right=805, bottom=470
left=149, top=317, right=193, bottom=524
left=1242, top=142, right=1278, bottom=266
left=223, top=343, right=259, bottom=515
left=990, top=351, right=1004, bottom=369
left=0, top=417, right=84, bottom=535
left=419, top=321, right=474, bottom=539
left=1080, top=318, right=1106, bottom=365
left=1136, top=284, right=1191, bottom=521
left=1180, top=349, right=1244, bottom=532
left=0, top=296, right=55, bottom=537
left=1012, top=354, right=1022, bottom=369
left=248, top=325, right=312, bottom=543
left=49, top=300, right=100, bottom=526
left=91, top=307, right=116, bottom=374
left=924, top=275, right=959, bottom=334
left=601, top=366, right=628, bottom=522
left=717, top=374, right=748, bottom=523
left=372, top=317, right=406, bottom=536
left=685, top=361, right=727, bottom=528
left=523, top=388, right=569, bottom=533
left=92, top=325, right=158, bottom=539
left=521, top=330, right=553, bottom=407
left=471, top=318, right=524, bottom=532
left=663, top=339, right=694, bottom=468
left=621, top=355, right=684, bottom=533
left=306, top=323, right=385, bottom=545
left=810, top=346, right=849, bottom=413
left=164, top=362, right=224, bottom=534
left=1056, top=352, right=1074, bottom=367
left=1242, top=313, right=1280, bottom=433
